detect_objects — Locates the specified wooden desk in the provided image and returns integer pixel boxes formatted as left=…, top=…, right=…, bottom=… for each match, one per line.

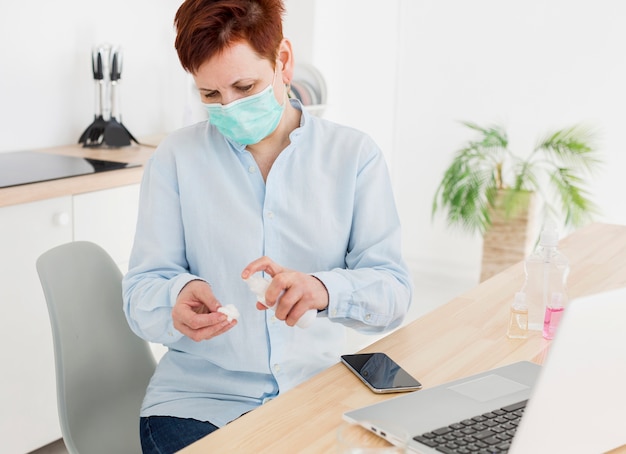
left=180, top=223, right=626, bottom=453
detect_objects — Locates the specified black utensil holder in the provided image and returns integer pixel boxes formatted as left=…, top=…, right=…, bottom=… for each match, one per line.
left=79, top=117, right=138, bottom=148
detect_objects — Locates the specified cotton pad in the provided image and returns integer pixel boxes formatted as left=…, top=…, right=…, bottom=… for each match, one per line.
left=217, top=304, right=240, bottom=322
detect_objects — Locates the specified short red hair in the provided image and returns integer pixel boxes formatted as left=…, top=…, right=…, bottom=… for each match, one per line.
left=174, top=0, right=285, bottom=74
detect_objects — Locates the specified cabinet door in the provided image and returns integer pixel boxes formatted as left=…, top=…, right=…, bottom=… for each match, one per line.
left=0, top=196, right=72, bottom=454
left=73, top=184, right=140, bottom=272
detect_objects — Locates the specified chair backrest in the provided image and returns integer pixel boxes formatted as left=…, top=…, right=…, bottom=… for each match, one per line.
left=37, top=241, right=156, bottom=454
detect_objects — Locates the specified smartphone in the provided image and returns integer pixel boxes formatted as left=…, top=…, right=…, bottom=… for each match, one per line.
left=340, top=353, right=422, bottom=394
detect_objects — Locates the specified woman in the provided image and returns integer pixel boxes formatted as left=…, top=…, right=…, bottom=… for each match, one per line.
left=122, top=0, right=413, bottom=452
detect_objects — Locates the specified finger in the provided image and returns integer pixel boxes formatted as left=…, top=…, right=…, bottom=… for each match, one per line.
left=270, top=274, right=325, bottom=326
left=177, top=281, right=222, bottom=317
left=217, top=319, right=238, bottom=335
left=192, top=283, right=222, bottom=313
left=284, top=301, right=313, bottom=327
left=264, top=272, right=294, bottom=307
left=241, top=256, right=286, bottom=279
left=272, top=285, right=303, bottom=323
left=172, top=310, right=221, bottom=335
left=186, top=319, right=236, bottom=342
left=184, top=312, right=226, bottom=331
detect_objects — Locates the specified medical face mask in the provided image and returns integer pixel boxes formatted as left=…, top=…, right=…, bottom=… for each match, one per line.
left=204, top=72, right=285, bottom=145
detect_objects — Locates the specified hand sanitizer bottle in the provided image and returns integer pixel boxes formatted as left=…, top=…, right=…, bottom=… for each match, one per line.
left=244, top=275, right=317, bottom=329
left=507, top=292, right=528, bottom=339
left=521, top=221, right=569, bottom=331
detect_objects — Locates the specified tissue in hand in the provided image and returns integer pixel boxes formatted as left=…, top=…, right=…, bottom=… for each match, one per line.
left=217, top=304, right=240, bottom=322
left=244, top=275, right=316, bottom=328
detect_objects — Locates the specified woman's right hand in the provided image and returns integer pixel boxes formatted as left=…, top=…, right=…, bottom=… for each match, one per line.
left=172, top=280, right=236, bottom=342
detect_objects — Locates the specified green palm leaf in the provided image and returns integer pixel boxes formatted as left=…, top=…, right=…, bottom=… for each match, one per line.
left=432, top=122, right=602, bottom=234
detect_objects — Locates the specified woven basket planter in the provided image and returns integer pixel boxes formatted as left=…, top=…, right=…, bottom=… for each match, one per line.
left=480, top=190, right=538, bottom=282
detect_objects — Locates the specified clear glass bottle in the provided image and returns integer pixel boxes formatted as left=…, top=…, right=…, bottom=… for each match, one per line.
left=521, top=222, right=569, bottom=331
left=507, top=291, right=528, bottom=339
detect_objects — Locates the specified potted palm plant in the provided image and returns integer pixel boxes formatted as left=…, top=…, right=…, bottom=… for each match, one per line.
left=432, top=121, right=601, bottom=281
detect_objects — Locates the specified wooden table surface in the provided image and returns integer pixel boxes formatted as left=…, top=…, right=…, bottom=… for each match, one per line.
left=180, top=222, right=626, bottom=453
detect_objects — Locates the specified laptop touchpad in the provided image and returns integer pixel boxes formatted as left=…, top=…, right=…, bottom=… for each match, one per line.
left=448, top=374, right=528, bottom=403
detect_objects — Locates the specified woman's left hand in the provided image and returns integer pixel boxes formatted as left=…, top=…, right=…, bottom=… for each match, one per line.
left=242, top=256, right=329, bottom=326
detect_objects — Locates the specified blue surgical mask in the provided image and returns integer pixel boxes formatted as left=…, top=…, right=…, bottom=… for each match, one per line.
left=205, top=73, right=285, bottom=145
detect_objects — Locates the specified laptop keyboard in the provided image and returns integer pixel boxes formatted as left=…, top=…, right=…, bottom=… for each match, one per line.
left=412, top=400, right=527, bottom=453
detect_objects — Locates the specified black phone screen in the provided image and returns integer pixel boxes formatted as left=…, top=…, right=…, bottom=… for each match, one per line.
left=341, top=353, right=422, bottom=392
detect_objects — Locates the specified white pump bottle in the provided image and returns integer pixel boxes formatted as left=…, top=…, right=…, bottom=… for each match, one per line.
left=244, top=275, right=317, bottom=329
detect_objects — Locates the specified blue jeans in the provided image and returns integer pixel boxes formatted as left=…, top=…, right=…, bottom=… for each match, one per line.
left=140, top=416, right=219, bottom=454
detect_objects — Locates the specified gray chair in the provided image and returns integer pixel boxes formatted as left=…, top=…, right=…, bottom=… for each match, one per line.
left=36, top=241, right=156, bottom=454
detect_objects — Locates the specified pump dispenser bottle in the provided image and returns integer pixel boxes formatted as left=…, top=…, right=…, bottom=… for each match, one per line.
left=244, top=275, right=317, bottom=329
left=521, top=222, right=570, bottom=332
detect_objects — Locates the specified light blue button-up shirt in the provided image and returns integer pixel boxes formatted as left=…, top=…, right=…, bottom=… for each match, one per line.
left=122, top=101, right=413, bottom=427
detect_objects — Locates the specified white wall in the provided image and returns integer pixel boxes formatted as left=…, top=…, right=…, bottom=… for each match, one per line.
left=307, top=0, right=400, bottom=167
left=283, top=0, right=316, bottom=63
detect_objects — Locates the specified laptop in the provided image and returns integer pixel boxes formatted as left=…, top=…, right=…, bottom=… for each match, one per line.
left=344, top=287, right=626, bottom=453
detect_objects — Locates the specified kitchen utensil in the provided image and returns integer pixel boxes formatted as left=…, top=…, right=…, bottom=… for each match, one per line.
left=78, top=46, right=109, bottom=147
left=78, top=44, right=138, bottom=148
left=103, top=47, right=138, bottom=147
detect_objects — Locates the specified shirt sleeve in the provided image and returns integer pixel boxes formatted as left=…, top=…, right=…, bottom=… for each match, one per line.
left=122, top=147, right=199, bottom=344
left=312, top=143, right=413, bottom=334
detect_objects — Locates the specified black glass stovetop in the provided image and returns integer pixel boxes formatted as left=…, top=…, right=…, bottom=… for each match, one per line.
left=0, top=151, right=140, bottom=189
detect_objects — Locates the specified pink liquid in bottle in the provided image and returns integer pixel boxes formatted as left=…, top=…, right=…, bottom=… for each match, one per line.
left=543, top=306, right=564, bottom=340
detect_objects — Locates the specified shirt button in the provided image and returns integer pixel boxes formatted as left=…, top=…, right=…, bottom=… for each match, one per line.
left=274, top=363, right=281, bottom=372
left=331, top=309, right=337, bottom=317
left=248, top=165, right=256, bottom=173
left=267, top=211, right=274, bottom=219
left=365, top=314, right=372, bottom=321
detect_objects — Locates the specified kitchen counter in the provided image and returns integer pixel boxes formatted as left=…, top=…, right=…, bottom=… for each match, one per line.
left=0, top=141, right=158, bottom=208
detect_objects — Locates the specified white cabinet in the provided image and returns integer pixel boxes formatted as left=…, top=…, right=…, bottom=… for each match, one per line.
left=74, top=184, right=140, bottom=272
left=0, top=196, right=72, bottom=454
left=0, top=184, right=141, bottom=454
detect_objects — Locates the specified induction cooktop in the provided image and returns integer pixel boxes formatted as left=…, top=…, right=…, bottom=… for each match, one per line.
left=0, top=151, right=140, bottom=189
